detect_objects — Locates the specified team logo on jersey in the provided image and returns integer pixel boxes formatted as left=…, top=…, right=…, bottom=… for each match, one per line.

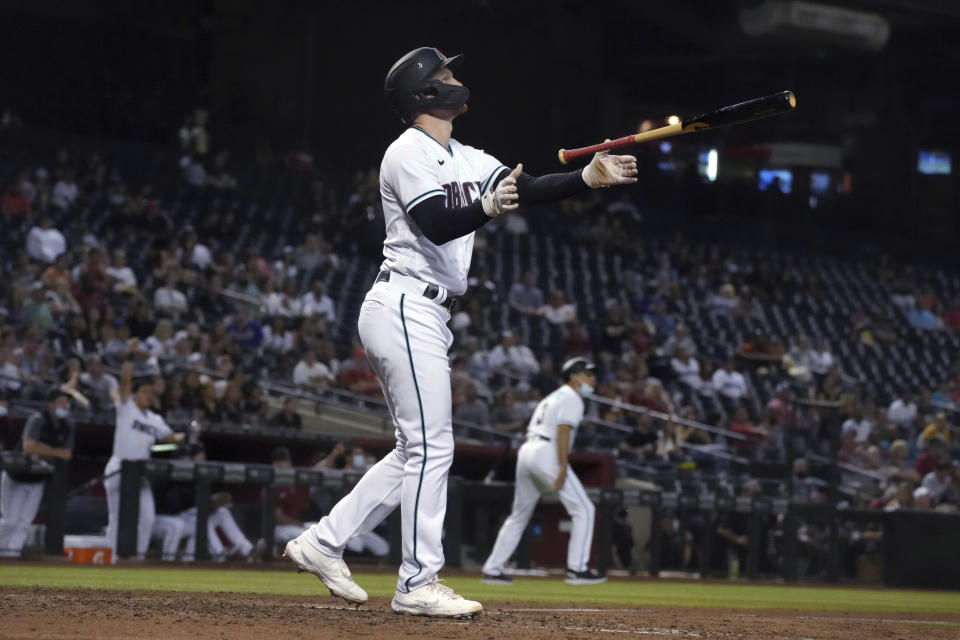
left=442, top=181, right=484, bottom=208
left=131, top=420, right=161, bottom=438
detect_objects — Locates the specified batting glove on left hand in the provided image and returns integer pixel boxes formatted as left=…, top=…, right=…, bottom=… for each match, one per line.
left=482, top=163, right=522, bottom=217
left=582, top=142, right=638, bottom=189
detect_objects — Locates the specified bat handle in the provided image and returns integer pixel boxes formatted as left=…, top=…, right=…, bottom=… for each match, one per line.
left=559, top=134, right=637, bottom=165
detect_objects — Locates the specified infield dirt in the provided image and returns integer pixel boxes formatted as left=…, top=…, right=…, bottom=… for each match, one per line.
left=2, top=587, right=958, bottom=639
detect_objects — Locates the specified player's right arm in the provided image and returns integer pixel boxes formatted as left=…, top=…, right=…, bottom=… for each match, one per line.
left=552, top=424, right=572, bottom=491
left=118, top=339, right=137, bottom=403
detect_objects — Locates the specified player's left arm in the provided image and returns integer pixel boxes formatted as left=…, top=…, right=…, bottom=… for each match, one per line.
left=552, top=424, right=572, bottom=491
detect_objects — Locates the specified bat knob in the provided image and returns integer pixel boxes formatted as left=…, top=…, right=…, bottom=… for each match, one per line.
left=558, top=148, right=568, bottom=165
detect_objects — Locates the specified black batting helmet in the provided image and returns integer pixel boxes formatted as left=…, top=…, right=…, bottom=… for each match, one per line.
left=561, top=357, right=596, bottom=382
left=384, top=47, right=469, bottom=124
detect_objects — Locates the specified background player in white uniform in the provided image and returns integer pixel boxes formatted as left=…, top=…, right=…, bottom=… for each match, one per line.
left=481, top=357, right=606, bottom=585
left=0, top=389, right=74, bottom=557
left=283, top=46, right=636, bottom=617
left=104, top=338, right=184, bottom=561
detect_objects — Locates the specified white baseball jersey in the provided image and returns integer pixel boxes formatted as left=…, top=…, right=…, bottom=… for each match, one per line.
left=526, top=385, right=585, bottom=451
left=106, top=397, right=173, bottom=470
left=379, top=126, right=507, bottom=296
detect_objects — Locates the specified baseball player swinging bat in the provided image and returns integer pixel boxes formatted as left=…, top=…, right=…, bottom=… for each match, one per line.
left=558, top=90, right=797, bottom=164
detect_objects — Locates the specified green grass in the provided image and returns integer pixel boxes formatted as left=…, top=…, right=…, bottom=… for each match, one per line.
left=0, top=565, right=958, bottom=615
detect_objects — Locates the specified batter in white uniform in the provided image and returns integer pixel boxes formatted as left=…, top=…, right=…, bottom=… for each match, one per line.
left=283, top=46, right=636, bottom=617
left=104, top=339, right=184, bottom=561
left=481, top=357, right=606, bottom=585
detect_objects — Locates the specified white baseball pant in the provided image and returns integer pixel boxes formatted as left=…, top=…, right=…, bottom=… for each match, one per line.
left=345, top=531, right=390, bottom=557
left=303, top=279, right=454, bottom=593
left=104, top=472, right=155, bottom=561
left=0, top=471, right=46, bottom=557
left=482, top=439, right=596, bottom=574
left=152, top=515, right=186, bottom=561
left=181, top=506, right=256, bottom=560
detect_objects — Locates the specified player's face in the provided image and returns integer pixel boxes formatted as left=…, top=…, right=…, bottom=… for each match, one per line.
left=430, top=68, right=468, bottom=117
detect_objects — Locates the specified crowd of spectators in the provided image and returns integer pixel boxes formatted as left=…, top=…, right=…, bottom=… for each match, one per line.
left=0, top=120, right=958, bottom=522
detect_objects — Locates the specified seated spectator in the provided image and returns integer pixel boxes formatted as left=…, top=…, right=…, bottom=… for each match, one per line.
left=143, top=319, right=175, bottom=360
left=620, top=413, right=657, bottom=458
left=292, top=349, right=333, bottom=389
left=271, top=396, right=303, bottom=430
left=491, top=388, right=527, bottom=431
left=197, top=382, right=225, bottom=422
left=26, top=217, right=67, bottom=264
left=453, top=382, right=490, bottom=426
left=301, top=280, right=336, bottom=324
left=340, top=346, right=380, bottom=397
left=41, top=254, right=70, bottom=291
left=707, top=283, right=738, bottom=315
left=841, top=405, right=873, bottom=444
left=661, top=323, right=696, bottom=359
left=79, top=355, right=118, bottom=411
left=105, top=249, right=137, bottom=293
left=887, top=390, right=918, bottom=434
left=765, top=384, right=791, bottom=426
left=912, top=486, right=933, bottom=509
left=808, top=339, right=834, bottom=376
left=907, top=301, right=939, bottom=330
left=637, top=379, right=672, bottom=414
left=671, top=347, right=701, bottom=390
left=882, top=439, right=918, bottom=485
left=227, top=310, right=264, bottom=351
left=467, top=268, right=499, bottom=306
left=656, top=418, right=684, bottom=461
left=563, top=323, right=592, bottom=358
left=153, top=269, right=189, bottom=317
left=917, top=412, right=951, bottom=450
left=711, top=359, right=748, bottom=403
left=599, top=303, right=630, bottom=356
left=51, top=169, right=79, bottom=210
left=508, top=271, right=544, bottom=316
left=0, top=181, right=31, bottom=217
left=539, top=289, right=576, bottom=326
left=21, top=284, right=55, bottom=331
left=921, top=459, right=953, bottom=505
left=645, top=300, right=676, bottom=343
left=487, top=330, right=539, bottom=378
left=262, top=316, right=293, bottom=354
left=737, top=330, right=784, bottom=364
left=786, top=335, right=814, bottom=370
left=729, top=407, right=766, bottom=451
left=242, top=383, right=269, bottom=426
left=530, top=354, right=556, bottom=398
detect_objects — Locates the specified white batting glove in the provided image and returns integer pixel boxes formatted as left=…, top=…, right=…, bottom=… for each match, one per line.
left=482, top=163, right=522, bottom=217
left=582, top=142, right=638, bottom=189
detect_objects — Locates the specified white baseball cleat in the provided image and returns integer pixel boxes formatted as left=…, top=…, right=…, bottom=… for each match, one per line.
left=391, top=576, right=483, bottom=618
left=283, top=536, right=368, bottom=605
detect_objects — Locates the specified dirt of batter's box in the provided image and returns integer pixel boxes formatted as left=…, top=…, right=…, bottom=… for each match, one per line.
left=0, top=587, right=957, bottom=640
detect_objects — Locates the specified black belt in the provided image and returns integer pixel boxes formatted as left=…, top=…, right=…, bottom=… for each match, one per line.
left=375, top=271, right=456, bottom=311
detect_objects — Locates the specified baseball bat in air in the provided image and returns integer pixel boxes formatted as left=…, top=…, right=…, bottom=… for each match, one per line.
left=557, top=90, right=797, bottom=164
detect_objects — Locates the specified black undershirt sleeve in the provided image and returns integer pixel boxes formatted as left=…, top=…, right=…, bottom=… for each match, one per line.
left=408, top=196, right=490, bottom=246
left=407, top=168, right=589, bottom=246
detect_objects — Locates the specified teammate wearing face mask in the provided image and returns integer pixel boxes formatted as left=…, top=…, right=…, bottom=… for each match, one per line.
left=481, top=357, right=606, bottom=585
left=0, top=389, right=74, bottom=557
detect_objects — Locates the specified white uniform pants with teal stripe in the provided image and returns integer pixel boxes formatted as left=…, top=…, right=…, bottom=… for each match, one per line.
left=482, top=439, right=596, bottom=574
left=304, top=281, right=454, bottom=593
